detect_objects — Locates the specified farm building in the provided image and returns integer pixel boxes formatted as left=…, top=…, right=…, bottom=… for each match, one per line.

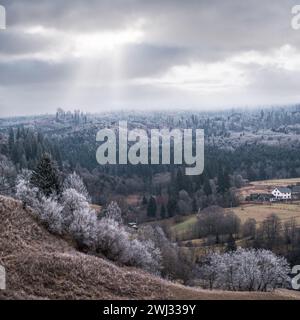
left=246, top=193, right=273, bottom=202
left=272, top=187, right=292, bottom=200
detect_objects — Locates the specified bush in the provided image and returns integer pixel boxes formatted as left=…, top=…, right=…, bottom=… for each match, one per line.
left=96, top=218, right=161, bottom=274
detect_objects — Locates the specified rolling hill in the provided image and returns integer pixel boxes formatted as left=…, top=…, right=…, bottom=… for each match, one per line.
left=0, top=195, right=299, bottom=300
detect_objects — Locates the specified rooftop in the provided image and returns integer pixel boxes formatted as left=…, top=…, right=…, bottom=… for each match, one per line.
left=275, top=187, right=291, bottom=193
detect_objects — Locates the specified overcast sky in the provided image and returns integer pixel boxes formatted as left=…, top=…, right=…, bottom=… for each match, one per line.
left=0, top=0, right=300, bottom=116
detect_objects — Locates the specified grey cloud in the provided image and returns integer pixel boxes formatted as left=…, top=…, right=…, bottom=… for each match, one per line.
left=0, top=60, right=76, bottom=85
left=2, top=0, right=299, bottom=62
left=0, top=30, right=57, bottom=55
left=122, top=44, right=189, bottom=77
left=0, top=0, right=300, bottom=116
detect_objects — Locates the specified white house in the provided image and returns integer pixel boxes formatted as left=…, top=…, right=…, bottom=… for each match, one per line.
left=272, top=187, right=292, bottom=200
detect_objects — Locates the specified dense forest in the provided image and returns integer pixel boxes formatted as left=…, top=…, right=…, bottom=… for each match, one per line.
left=1, top=105, right=300, bottom=221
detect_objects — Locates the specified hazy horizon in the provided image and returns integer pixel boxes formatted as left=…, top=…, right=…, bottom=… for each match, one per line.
left=1, top=0, right=300, bottom=117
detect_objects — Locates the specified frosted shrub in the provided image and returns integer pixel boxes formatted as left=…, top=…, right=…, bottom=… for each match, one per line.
left=61, top=188, right=91, bottom=230
left=105, top=201, right=122, bottom=223
left=96, top=218, right=131, bottom=260
left=69, top=207, right=98, bottom=249
left=16, top=171, right=40, bottom=209
left=38, top=197, right=64, bottom=234
left=15, top=174, right=162, bottom=275
left=125, top=239, right=162, bottom=275
left=63, top=172, right=91, bottom=202
left=198, top=248, right=290, bottom=292
left=96, top=218, right=162, bottom=274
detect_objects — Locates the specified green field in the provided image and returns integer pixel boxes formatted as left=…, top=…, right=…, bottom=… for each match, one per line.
left=168, top=202, right=300, bottom=241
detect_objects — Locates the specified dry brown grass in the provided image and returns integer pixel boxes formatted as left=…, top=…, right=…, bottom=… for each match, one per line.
left=1, top=195, right=299, bottom=300
left=227, top=202, right=300, bottom=224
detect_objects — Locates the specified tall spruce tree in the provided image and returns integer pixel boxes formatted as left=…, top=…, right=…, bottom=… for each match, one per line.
left=147, top=196, right=157, bottom=218
left=218, top=166, right=230, bottom=193
left=31, top=153, right=61, bottom=196
left=160, top=204, right=166, bottom=219
left=167, top=197, right=178, bottom=217
left=226, top=234, right=237, bottom=252
left=8, top=128, right=14, bottom=152
left=142, top=195, right=148, bottom=205
left=203, top=176, right=212, bottom=196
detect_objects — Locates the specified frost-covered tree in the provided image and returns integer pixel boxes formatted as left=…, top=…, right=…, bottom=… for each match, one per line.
left=105, top=201, right=122, bottom=223
left=60, top=188, right=91, bottom=229
left=198, top=248, right=290, bottom=291
left=198, top=253, right=220, bottom=290
left=0, top=156, right=16, bottom=195
left=63, top=172, right=90, bottom=202
left=69, top=206, right=98, bottom=249
left=60, top=188, right=98, bottom=248
left=38, top=197, right=64, bottom=234
left=126, top=239, right=162, bottom=275
left=16, top=170, right=40, bottom=209
left=96, top=218, right=132, bottom=260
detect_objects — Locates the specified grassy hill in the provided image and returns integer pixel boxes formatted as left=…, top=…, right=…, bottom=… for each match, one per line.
left=0, top=195, right=300, bottom=300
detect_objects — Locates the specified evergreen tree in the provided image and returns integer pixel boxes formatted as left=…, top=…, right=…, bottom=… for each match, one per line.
left=16, top=127, right=21, bottom=140
left=218, top=166, right=230, bottom=193
left=192, top=197, right=198, bottom=212
left=160, top=204, right=166, bottom=219
left=147, top=196, right=157, bottom=218
left=226, top=234, right=237, bottom=252
left=259, top=164, right=267, bottom=180
left=203, top=177, right=212, bottom=196
left=176, top=169, right=185, bottom=193
left=142, top=195, right=148, bottom=205
left=167, top=197, right=178, bottom=217
left=8, top=128, right=14, bottom=152
left=31, top=153, right=61, bottom=196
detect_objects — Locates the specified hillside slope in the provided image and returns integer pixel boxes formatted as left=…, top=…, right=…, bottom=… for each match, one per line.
left=0, top=195, right=299, bottom=300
